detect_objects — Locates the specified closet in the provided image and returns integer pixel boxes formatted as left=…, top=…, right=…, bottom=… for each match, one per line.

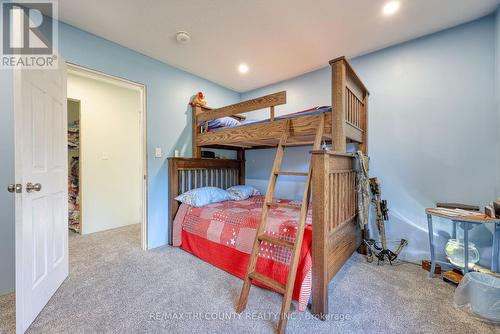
left=66, top=67, right=145, bottom=240
left=68, top=99, right=81, bottom=233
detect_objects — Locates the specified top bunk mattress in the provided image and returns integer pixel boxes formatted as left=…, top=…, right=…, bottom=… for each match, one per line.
left=207, top=106, right=331, bottom=132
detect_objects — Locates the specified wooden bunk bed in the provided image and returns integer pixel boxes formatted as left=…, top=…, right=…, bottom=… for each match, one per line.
left=168, top=56, right=369, bottom=318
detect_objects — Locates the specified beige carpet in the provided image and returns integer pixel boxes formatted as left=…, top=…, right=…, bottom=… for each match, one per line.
left=0, top=292, right=15, bottom=334
left=0, top=224, right=498, bottom=334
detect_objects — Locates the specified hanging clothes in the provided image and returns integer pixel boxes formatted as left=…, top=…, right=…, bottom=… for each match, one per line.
left=355, top=150, right=370, bottom=230
left=68, top=119, right=80, bottom=232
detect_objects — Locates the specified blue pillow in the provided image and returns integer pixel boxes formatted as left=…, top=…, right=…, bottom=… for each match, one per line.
left=175, top=187, right=230, bottom=207
left=227, top=185, right=261, bottom=201
left=207, top=117, right=241, bottom=129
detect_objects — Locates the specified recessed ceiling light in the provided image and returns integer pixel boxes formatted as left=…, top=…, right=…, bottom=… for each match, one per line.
left=382, top=1, right=400, bottom=16
left=238, top=63, right=249, bottom=74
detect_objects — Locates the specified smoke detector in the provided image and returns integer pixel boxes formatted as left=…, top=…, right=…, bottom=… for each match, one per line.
left=175, top=31, right=191, bottom=43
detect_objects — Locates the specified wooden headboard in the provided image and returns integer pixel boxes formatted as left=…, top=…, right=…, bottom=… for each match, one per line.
left=167, top=157, right=245, bottom=245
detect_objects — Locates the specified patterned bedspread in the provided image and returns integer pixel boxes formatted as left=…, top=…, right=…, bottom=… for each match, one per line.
left=173, top=196, right=313, bottom=311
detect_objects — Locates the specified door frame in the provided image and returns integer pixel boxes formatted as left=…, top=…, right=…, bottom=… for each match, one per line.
left=66, top=62, right=148, bottom=250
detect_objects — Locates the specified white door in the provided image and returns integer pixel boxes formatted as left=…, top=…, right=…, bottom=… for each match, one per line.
left=14, top=60, right=69, bottom=333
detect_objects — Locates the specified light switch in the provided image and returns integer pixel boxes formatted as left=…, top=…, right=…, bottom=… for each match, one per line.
left=101, top=152, right=109, bottom=160
left=155, top=147, right=162, bottom=158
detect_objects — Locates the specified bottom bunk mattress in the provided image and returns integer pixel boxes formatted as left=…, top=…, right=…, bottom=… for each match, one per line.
left=172, top=195, right=313, bottom=311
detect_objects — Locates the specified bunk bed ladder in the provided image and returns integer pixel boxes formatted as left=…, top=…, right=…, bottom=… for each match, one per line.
left=236, top=114, right=325, bottom=334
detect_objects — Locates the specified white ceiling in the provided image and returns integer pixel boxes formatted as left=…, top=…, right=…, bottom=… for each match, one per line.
left=55, top=0, right=500, bottom=92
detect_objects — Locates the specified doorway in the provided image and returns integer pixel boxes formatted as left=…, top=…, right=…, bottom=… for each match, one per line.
left=66, top=64, right=148, bottom=250
left=10, top=60, right=148, bottom=333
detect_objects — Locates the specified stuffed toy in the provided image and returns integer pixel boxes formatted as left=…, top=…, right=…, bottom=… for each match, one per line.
left=191, top=91, right=207, bottom=107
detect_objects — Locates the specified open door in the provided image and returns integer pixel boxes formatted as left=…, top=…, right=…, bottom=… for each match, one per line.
left=14, top=60, right=69, bottom=333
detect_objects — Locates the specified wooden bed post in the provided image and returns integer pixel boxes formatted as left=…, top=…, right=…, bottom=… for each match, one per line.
left=311, top=151, right=329, bottom=318
left=168, top=158, right=179, bottom=245
left=359, top=94, right=369, bottom=154
left=192, top=105, right=202, bottom=158
left=330, top=57, right=347, bottom=152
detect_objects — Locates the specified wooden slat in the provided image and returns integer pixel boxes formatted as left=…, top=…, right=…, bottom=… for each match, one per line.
left=258, top=234, right=294, bottom=249
left=196, top=169, right=201, bottom=188
left=351, top=90, right=354, bottom=124
left=175, top=158, right=243, bottom=169
left=217, top=169, right=222, bottom=188
left=208, top=142, right=253, bottom=149
left=352, top=172, right=356, bottom=216
left=345, top=122, right=363, bottom=143
left=356, top=98, right=360, bottom=127
left=355, top=94, right=359, bottom=127
left=273, top=171, right=308, bottom=176
left=329, top=173, right=334, bottom=232
left=344, top=172, right=348, bottom=222
left=350, top=172, right=354, bottom=217
left=266, top=201, right=298, bottom=210
left=359, top=95, right=368, bottom=153
left=335, top=173, right=340, bottom=227
left=284, top=141, right=315, bottom=147
left=190, top=170, right=195, bottom=189
left=178, top=170, right=183, bottom=194
left=348, top=90, right=353, bottom=125
left=248, top=272, right=286, bottom=294
left=198, top=91, right=286, bottom=122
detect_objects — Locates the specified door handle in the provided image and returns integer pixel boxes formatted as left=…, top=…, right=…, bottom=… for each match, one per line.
left=26, top=182, right=42, bottom=193
left=7, top=184, right=22, bottom=193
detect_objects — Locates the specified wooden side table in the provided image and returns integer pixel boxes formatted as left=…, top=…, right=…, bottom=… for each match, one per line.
left=426, top=208, right=500, bottom=277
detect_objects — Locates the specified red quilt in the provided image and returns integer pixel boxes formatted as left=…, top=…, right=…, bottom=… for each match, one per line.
left=173, top=196, right=313, bottom=311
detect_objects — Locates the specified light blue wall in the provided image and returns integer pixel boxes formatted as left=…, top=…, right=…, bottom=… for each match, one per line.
left=243, top=16, right=498, bottom=265
left=1, top=19, right=240, bottom=294
left=496, top=7, right=500, bottom=197
left=58, top=23, right=241, bottom=248
left=0, top=70, right=15, bottom=295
